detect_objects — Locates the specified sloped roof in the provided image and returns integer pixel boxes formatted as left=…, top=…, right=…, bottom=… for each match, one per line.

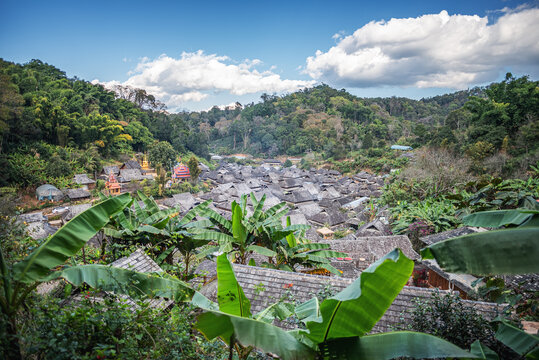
left=65, top=188, right=91, bottom=200
left=120, top=160, right=142, bottom=170
left=297, top=203, right=323, bottom=217
left=73, top=174, right=96, bottom=185
left=308, top=209, right=348, bottom=227
left=119, top=169, right=150, bottom=182
left=111, top=248, right=163, bottom=273
left=315, top=236, right=420, bottom=274
left=289, top=189, right=316, bottom=204
left=63, top=203, right=92, bottom=221
left=224, top=265, right=504, bottom=333
left=102, top=165, right=120, bottom=175
left=420, top=227, right=482, bottom=246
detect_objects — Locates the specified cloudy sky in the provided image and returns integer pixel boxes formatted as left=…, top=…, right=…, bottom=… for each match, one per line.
left=1, top=0, right=538, bottom=111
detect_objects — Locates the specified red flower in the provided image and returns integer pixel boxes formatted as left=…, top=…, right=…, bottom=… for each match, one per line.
left=283, top=283, right=293, bottom=289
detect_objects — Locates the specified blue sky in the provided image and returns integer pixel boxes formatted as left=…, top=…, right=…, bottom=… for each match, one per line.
left=1, top=0, right=538, bottom=111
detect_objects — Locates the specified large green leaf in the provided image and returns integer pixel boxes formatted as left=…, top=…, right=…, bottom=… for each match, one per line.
left=246, top=244, right=277, bottom=257
left=50, top=264, right=194, bottom=302
left=320, top=332, right=480, bottom=359
left=302, top=249, right=413, bottom=343
left=216, top=254, right=251, bottom=317
left=463, top=210, right=537, bottom=228
left=255, top=301, right=294, bottom=323
left=232, top=202, right=247, bottom=246
left=421, top=227, right=539, bottom=275
left=194, top=231, right=235, bottom=244
left=295, top=297, right=320, bottom=324
left=196, top=310, right=314, bottom=360
left=176, top=200, right=211, bottom=227
left=14, top=194, right=132, bottom=283
left=137, top=191, right=160, bottom=214
left=495, top=320, right=539, bottom=355
left=198, top=206, right=233, bottom=232
left=470, top=340, right=500, bottom=360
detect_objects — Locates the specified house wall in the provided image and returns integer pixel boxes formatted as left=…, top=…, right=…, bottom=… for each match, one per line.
left=427, top=270, right=469, bottom=299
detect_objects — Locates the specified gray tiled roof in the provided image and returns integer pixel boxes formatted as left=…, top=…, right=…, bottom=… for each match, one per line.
left=64, top=188, right=91, bottom=200
left=226, top=265, right=504, bottom=333
left=111, top=248, right=163, bottom=273
left=73, top=174, right=96, bottom=185
left=420, top=227, right=481, bottom=246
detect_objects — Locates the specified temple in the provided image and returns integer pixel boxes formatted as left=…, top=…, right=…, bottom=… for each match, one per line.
left=172, top=162, right=190, bottom=183
left=105, top=173, right=121, bottom=195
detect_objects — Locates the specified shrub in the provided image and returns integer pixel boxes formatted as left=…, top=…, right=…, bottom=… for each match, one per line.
left=403, top=291, right=515, bottom=357
left=22, top=294, right=226, bottom=360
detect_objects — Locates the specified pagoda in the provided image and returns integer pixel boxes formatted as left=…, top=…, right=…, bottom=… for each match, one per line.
left=141, top=154, right=151, bottom=171
left=105, top=173, right=121, bottom=195
left=172, top=161, right=190, bottom=183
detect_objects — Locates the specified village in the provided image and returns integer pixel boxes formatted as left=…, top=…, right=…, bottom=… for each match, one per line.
left=19, top=156, right=538, bottom=337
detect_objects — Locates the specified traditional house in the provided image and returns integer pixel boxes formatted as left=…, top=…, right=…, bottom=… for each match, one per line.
left=120, top=160, right=142, bottom=170
left=73, top=174, right=96, bottom=190
left=64, top=188, right=91, bottom=201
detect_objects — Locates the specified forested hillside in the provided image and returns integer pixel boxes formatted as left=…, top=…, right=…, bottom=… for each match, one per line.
left=1, top=58, right=537, bottom=189
left=0, top=59, right=207, bottom=187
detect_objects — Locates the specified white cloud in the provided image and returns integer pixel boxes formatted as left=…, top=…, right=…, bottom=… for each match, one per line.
left=97, top=51, right=314, bottom=109
left=305, top=8, right=539, bottom=88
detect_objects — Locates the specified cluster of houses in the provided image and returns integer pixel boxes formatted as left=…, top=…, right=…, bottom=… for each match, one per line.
left=35, top=156, right=198, bottom=202
left=26, top=159, right=538, bottom=335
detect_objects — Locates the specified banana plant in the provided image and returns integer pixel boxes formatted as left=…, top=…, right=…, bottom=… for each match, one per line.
left=421, top=206, right=539, bottom=358
left=102, top=191, right=183, bottom=260
left=1, top=194, right=132, bottom=360
left=262, top=216, right=347, bottom=275
left=160, top=199, right=214, bottom=280
left=195, top=193, right=308, bottom=264
left=193, top=252, right=483, bottom=359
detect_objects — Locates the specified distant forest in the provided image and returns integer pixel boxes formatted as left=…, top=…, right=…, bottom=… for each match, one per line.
left=0, top=58, right=537, bottom=187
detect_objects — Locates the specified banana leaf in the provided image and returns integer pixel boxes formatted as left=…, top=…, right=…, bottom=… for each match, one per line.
left=246, top=245, right=277, bottom=257
left=295, top=297, right=320, bottom=323
left=216, top=254, right=251, bottom=317
left=320, top=331, right=480, bottom=359
left=255, top=301, right=294, bottom=323
left=175, top=200, right=211, bottom=227
left=232, top=202, right=247, bottom=246
left=196, top=310, right=314, bottom=360
left=495, top=320, right=539, bottom=355
left=137, top=191, right=160, bottom=214
left=194, top=231, right=235, bottom=244
left=50, top=264, right=194, bottom=302
left=14, top=194, right=132, bottom=283
left=421, top=227, right=539, bottom=275
left=470, top=340, right=500, bottom=360
left=198, top=207, right=232, bottom=232
left=463, top=210, right=538, bottom=228
left=302, top=249, right=413, bottom=343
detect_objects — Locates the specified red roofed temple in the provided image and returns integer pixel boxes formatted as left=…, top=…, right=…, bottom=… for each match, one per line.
left=172, top=162, right=190, bottom=183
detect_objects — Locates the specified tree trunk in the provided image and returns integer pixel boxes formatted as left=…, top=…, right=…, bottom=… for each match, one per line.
left=6, top=315, right=22, bottom=360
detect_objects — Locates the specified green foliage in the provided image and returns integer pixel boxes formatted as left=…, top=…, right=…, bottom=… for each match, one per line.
left=187, top=155, right=201, bottom=183
left=148, top=140, right=176, bottom=169
left=195, top=193, right=306, bottom=264
left=194, top=250, right=479, bottom=359
left=422, top=206, right=539, bottom=276
left=21, top=295, right=226, bottom=360
left=389, top=198, right=459, bottom=235
left=403, top=291, right=507, bottom=353
left=283, top=159, right=292, bottom=167
left=0, top=194, right=132, bottom=359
